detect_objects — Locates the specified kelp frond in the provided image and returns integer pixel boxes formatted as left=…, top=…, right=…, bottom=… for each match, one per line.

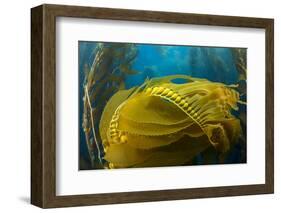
left=100, top=75, right=244, bottom=168
left=82, top=43, right=138, bottom=168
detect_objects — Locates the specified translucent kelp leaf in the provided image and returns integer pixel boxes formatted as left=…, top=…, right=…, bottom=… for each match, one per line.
left=135, top=136, right=210, bottom=168
left=99, top=88, right=136, bottom=146
left=120, top=94, right=191, bottom=125
left=118, top=115, right=193, bottom=136
left=100, top=75, right=244, bottom=168
left=124, top=132, right=185, bottom=149
left=105, top=135, right=210, bottom=168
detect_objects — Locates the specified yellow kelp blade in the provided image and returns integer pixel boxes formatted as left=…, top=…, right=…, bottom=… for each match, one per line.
left=99, top=88, right=136, bottom=146
left=202, top=123, right=230, bottom=152
left=136, top=136, right=210, bottom=168
left=118, top=116, right=193, bottom=136
left=115, top=120, right=204, bottom=150
left=100, top=75, right=244, bottom=168
left=104, top=135, right=210, bottom=168
left=120, top=94, right=191, bottom=125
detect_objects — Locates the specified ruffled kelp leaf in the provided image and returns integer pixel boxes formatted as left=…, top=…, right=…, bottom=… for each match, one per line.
left=99, top=88, right=136, bottom=146
left=136, top=136, right=210, bottom=168
left=123, top=123, right=204, bottom=150
left=120, top=94, right=190, bottom=125
left=203, top=123, right=230, bottom=152
left=124, top=132, right=185, bottom=149
left=104, top=135, right=210, bottom=168
left=100, top=75, right=245, bottom=168
left=118, top=116, right=193, bottom=136
left=117, top=94, right=194, bottom=136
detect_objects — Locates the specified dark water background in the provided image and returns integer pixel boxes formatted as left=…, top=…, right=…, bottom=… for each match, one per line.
left=79, top=42, right=246, bottom=169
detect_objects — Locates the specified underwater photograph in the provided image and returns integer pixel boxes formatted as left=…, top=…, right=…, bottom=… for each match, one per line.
left=79, top=41, right=247, bottom=170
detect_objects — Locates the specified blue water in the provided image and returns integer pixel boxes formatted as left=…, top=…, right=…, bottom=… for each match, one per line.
left=79, top=42, right=246, bottom=169
left=125, top=44, right=238, bottom=89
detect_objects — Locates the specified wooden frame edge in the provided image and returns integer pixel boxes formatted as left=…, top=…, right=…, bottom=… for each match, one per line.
left=31, top=5, right=44, bottom=207
left=31, top=4, right=274, bottom=208
left=265, top=18, right=274, bottom=194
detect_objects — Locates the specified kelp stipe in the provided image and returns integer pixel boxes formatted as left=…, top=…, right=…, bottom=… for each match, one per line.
left=82, top=43, right=138, bottom=169
left=100, top=75, right=246, bottom=169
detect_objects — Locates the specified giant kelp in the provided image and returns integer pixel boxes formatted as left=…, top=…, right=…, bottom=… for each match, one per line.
left=229, top=48, right=247, bottom=163
left=231, top=48, right=247, bottom=97
left=99, top=75, right=245, bottom=168
left=82, top=43, right=138, bottom=168
left=189, top=47, right=239, bottom=84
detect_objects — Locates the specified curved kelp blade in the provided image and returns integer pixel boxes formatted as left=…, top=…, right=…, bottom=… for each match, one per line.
left=100, top=75, right=244, bottom=168
left=99, top=88, right=136, bottom=146
left=104, top=135, right=210, bottom=168
left=120, top=94, right=191, bottom=125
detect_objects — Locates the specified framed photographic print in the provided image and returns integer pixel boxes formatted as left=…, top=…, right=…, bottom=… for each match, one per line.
left=31, top=4, right=274, bottom=208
